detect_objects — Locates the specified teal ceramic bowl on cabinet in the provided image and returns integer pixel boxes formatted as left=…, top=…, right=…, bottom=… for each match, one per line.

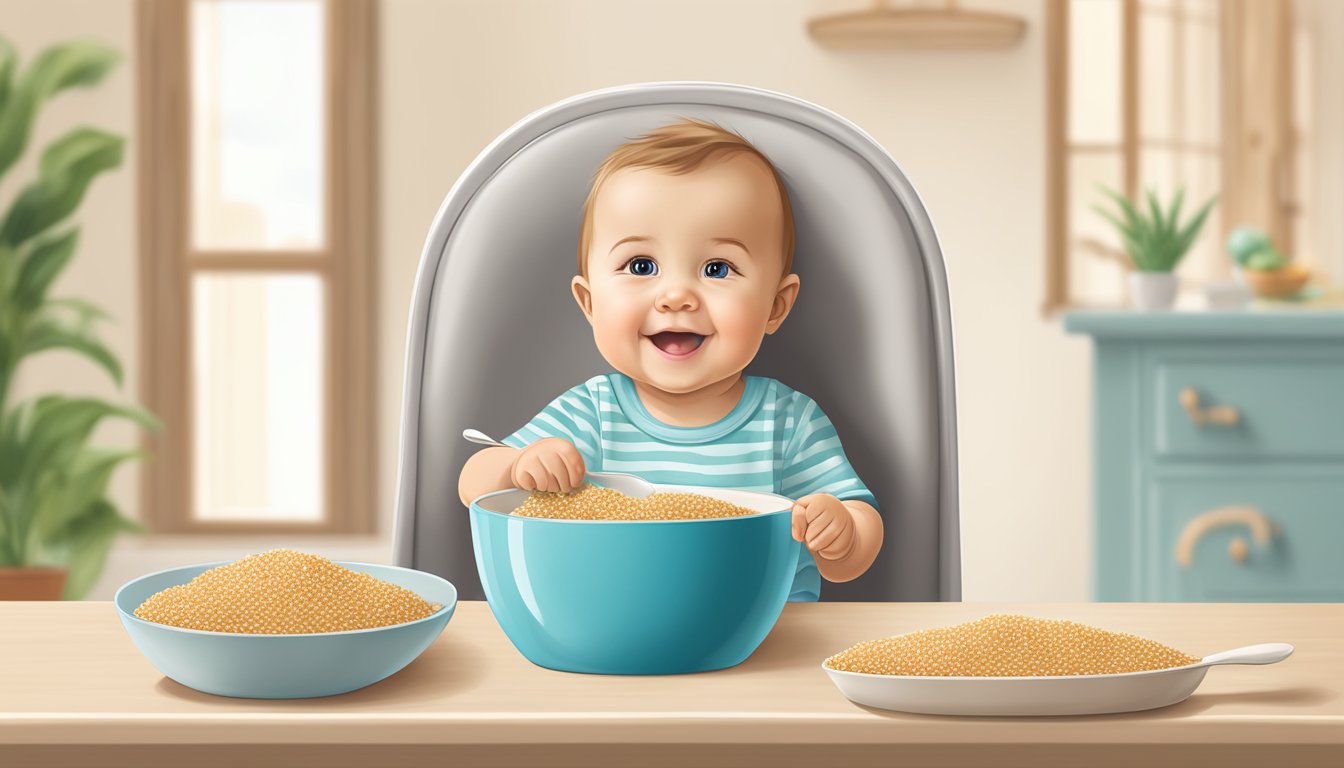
left=1065, top=310, right=1344, bottom=602
left=469, top=485, right=801, bottom=675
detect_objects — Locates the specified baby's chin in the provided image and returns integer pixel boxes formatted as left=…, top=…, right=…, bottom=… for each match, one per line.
left=629, top=359, right=738, bottom=396
left=635, top=376, right=717, bottom=395
left=595, top=339, right=743, bottom=394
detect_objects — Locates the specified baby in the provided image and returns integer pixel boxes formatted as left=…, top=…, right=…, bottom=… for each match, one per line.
left=457, top=118, right=883, bottom=600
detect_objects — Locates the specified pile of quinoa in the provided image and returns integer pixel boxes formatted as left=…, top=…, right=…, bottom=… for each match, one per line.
left=824, top=614, right=1201, bottom=676
left=134, top=549, right=442, bottom=634
left=513, top=484, right=756, bottom=521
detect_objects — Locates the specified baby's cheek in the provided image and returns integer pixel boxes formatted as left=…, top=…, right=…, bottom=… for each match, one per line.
left=590, top=291, right=646, bottom=336
left=712, top=303, right=771, bottom=355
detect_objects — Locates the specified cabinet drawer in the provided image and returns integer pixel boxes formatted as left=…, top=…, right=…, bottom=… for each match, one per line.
left=1152, top=358, right=1344, bottom=460
left=1146, top=475, right=1344, bottom=602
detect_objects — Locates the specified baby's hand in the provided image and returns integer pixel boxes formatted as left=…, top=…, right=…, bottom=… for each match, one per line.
left=791, top=494, right=857, bottom=561
left=511, top=437, right=586, bottom=493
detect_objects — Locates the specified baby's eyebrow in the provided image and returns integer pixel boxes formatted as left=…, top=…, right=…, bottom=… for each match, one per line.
left=609, top=235, right=653, bottom=254
left=708, top=237, right=751, bottom=258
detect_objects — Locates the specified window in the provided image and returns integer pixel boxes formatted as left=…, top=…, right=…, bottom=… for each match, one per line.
left=137, top=0, right=377, bottom=533
left=1044, top=0, right=1309, bottom=312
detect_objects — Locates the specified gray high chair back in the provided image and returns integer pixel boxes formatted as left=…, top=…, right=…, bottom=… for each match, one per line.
left=393, top=82, right=960, bottom=602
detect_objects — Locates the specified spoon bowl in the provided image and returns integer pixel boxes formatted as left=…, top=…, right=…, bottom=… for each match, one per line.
left=462, top=428, right=655, bottom=498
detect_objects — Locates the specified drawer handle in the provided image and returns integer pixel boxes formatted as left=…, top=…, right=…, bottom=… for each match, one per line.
left=1179, top=388, right=1240, bottom=427
left=1176, top=505, right=1275, bottom=568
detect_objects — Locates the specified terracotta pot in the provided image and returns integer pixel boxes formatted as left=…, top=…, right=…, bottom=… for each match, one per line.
left=0, top=566, right=68, bottom=600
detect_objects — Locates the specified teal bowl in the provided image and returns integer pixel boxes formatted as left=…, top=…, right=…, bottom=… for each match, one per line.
left=470, top=485, right=801, bottom=675
left=115, top=561, right=457, bottom=698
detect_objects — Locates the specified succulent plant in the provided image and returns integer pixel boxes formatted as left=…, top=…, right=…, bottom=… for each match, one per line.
left=1093, top=185, right=1218, bottom=273
left=1226, top=226, right=1291, bottom=272
left=1243, top=248, right=1287, bottom=271
left=1226, top=226, right=1273, bottom=266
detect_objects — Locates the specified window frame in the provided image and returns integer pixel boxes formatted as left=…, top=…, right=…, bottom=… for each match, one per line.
left=136, top=0, right=378, bottom=534
left=1044, top=0, right=1295, bottom=315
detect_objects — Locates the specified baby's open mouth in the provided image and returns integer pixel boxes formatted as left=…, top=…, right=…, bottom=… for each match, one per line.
left=646, top=331, right=707, bottom=356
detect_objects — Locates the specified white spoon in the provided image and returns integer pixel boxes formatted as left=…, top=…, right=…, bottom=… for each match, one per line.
left=1195, top=642, right=1294, bottom=668
left=462, top=428, right=655, bottom=498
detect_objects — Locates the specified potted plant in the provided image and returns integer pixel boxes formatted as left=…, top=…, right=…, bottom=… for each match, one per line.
left=1093, top=186, right=1218, bottom=311
left=0, top=37, right=159, bottom=600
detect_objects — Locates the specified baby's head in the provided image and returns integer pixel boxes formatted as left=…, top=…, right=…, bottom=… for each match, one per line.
left=572, top=118, right=801, bottom=396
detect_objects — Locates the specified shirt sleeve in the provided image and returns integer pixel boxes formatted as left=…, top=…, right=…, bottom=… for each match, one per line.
left=499, top=383, right=602, bottom=469
left=779, top=396, right=878, bottom=509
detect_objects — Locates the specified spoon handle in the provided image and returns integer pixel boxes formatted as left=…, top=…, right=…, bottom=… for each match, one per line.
left=463, top=428, right=507, bottom=448
left=1200, top=643, right=1294, bottom=667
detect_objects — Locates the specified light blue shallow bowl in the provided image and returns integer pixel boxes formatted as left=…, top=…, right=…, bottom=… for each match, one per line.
left=115, top=561, right=457, bottom=698
left=470, top=485, right=801, bottom=675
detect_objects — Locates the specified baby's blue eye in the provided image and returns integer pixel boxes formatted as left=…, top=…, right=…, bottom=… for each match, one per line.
left=627, top=257, right=658, bottom=276
left=704, top=261, right=731, bottom=279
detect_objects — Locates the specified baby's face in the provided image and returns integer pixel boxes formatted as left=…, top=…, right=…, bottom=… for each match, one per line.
left=572, top=154, right=798, bottom=396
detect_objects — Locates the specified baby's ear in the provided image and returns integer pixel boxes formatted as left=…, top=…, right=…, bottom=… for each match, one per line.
left=765, top=273, right=801, bottom=334
left=571, top=275, right=595, bottom=324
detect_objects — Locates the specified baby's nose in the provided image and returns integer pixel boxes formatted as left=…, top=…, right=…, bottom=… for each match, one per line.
left=655, top=285, right=699, bottom=312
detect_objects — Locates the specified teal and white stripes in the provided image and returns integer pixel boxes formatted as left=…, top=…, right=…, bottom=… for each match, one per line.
left=501, top=373, right=877, bottom=601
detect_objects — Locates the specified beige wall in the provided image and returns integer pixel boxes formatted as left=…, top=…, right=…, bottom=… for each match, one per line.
left=1295, top=0, right=1344, bottom=280
left=4, top=0, right=1094, bottom=602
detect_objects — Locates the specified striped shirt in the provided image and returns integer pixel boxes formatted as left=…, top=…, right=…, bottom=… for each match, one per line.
left=501, top=372, right=878, bottom=601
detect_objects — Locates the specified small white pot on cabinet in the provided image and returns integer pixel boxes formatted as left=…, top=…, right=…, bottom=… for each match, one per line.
left=1128, top=272, right=1179, bottom=311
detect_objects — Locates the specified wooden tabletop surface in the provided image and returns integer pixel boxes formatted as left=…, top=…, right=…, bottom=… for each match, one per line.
left=3, top=600, right=1342, bottom=767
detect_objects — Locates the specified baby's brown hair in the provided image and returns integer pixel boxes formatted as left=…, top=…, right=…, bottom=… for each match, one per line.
left=576, top=118, right=795, bottom=278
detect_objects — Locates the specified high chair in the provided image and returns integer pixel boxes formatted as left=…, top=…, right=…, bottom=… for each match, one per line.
left=392, top=82, right=960, bottom=602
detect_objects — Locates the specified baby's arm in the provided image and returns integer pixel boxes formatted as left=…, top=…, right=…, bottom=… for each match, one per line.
left=458, top=447, right=521, bottom=506
left=458, top=383, right=599, bottom=506
left=458, top=437, right=587, bottom=506
left=781, top=394, right=884, bottom=583
left=791, top=495, right=883, bottom=583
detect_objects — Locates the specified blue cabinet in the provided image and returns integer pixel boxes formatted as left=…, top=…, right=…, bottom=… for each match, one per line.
left=1064, top=311, right=1344, bottom=602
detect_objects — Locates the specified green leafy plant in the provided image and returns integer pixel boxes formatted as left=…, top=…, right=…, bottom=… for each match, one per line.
left=1093, top=185, right=1218, bottom=273
left=0, top=37, right=159, bottom=598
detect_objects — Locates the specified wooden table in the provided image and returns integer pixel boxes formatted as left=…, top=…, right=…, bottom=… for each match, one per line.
left=3, top=601, right=1342, bottom=767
